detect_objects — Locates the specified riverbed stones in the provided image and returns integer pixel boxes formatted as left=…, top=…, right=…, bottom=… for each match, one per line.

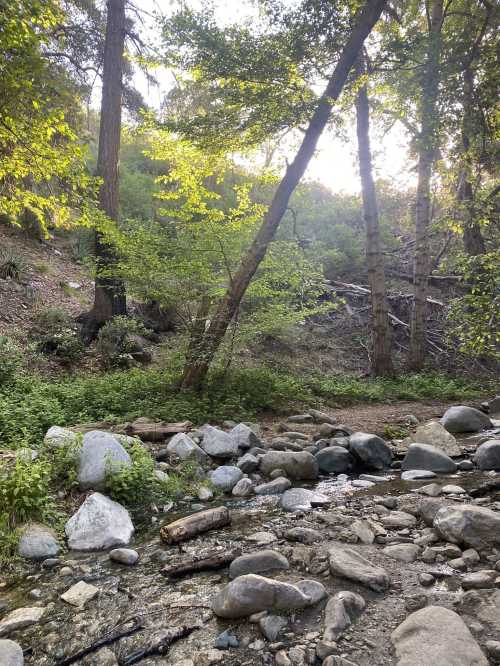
left=323, top=591, right=366, bottom=641
left=259, top=614, right=288, bottom=641
left=474, top=440, right=500, bottom=470
left=254, top=477, right=291, bottom=495
left=401, top=443, right=456, bottom=473
left=229, top=550, right=289, bottom=579
left=383, top=544, right=420, bottom=562
left=441, top=406, right=492, bottom=433
left=403, top=421, right=461, bottom=456
left=433, top=503, right=500, bottom=549
left=0, top=640, right=24, bottom=666
left=109, top=548, right=139, bottom=565
left=391, top=606, right=487, bottom=665
left=260, top=451, right=319, bottom=480
left=209, top=466, right=243, bottom=492
left=462, top=570, right=497, bottom=590
left=0, top=607, right=45, bottom=637
left=285, top=527, right=322, bottom=544
left=65, top=492, right=134, bottom=550
left=349, top=432, right=392, bottom=470
left=237, top=453, right=259, bottom=473
left=315, top=447, right=355, bottom=474
left=230, top=423, right=260, bottom=450
left=212, top=574, right=311, bottom=618
left=295, top=579, right=327, bottom=604
left=380, top=510, right=417, bottom=529
left=166, top=433, right=207, bottom=463
left=231, top=477, right=254, bottom=497
left=60, top=580, right=99, bottom=607
left=18, top=523, right=59, bottom=560
left=281, top=487, right=329, bottom=512
left=199, top=424, right=238, bottom=459
left=328, top=543, right=390, bottom=592
left=77, top=431, right=131, bottom=490
left=416, top=482, right=442, bottom=497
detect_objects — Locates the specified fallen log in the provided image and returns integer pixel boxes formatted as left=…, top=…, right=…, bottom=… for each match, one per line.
left=125, top=418, right=192, bottom=442
left=160, top=506, right=231, bottom=544
left=119, top=625, right=199, bottom=665
left=161, top=548, right=241, bottom=578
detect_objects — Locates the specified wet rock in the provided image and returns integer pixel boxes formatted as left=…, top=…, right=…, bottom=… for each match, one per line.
left=380, top=511, right=417, bottom=529
left=65, top=492, right=134, bottom=550
left=328, top=543, right=390, bottom=592
left=0, top=639, right=24, bottom=666
left=199, top=425, right=238, bottom=459
left=474, top=440, right=500, bottom=470
left=462, top=570, right=497, bottom=590
left=281, top=488, right=329, bottom=512
left=260, top=451, right=318, bottom=480
left=323, top=591, right=366, bottom=641
left=315, top=447, right=355, bottom=474
left=230, top=423, right=261, bottom=450
left=401, top=469, right=437, bottom=480
left=214, top=629, right=239, bottom=649
left=60, top=580, right=99, bottom=607
left=254, top=477, right=291, bottom=495
left=0, top=607, right=45, bottom=636
left=212, top=574, right=311, bottom=618
left=441, top=406, right=492, bottom=433
left=402, top=421, right=461, bottom=456
left=237, top=453, right=259, bottom=473
left=229, top=550, right=290, bottom=579
left=44, top=425, right=78, bottom=449
left=391, top=605, right=487, bottom=665
left=18, top=523, right=59, bottom=560
left=295, top=579, right=327, bottom=604
left=166, top=433, right=207, bottom=463
left=402, top=443, right=456, bottom=473
left=259, top=614, right=288, bottom=640
left=285, top=527, right=322, bottom=544
left=109, top=548, right=139, bottom=565
left=383, top=544, right=420, bottom=562
left=433, top=504, right=500, bottom=548
left=232, top=477, right=254, bottom=497
left=349, top=432, right=392, bottom=470
left=209, top=466, right=243, bottom=492
left=77, top=431, right=131, bottom=490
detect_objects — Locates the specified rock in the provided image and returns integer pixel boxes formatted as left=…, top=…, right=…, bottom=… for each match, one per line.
left=391, top=606, right=487, bottom=665
left=419, top=498, right=444, bottom=525
left=359, top=473, right=391, bottom=483
left=77, top=431, right=131, bottom=490
left=281, top=431, right=309, bottom=441
left=458, top=460, right=474, bottom=471
left=309, top=409, right=336, bottom=424
left=416, top=483, right=442, bottom=497
left=212, top=574, right=311, bottom=618
left=441, top=406, right=492, bottom=433
left=209, top=466, right=243, bottom=492
left=349, top=432, right=392, bottom=470
left=0, top=640, right=24, bottom=666
left=199, top=425, right=238, bottom=459
left=197, top=486, right=214, bottom=501
left=60, top=580, right=99, bottom=607
left=433, top=504, right=500, bottom=548
left=237, top=453, right=259, bottom=473
left=315, top=447, right=355, bottom=474
left=259, top=614, right=288, bottom=640
left=229, top=550, right=289, bottom=579
left=474, top=440, right=500, bottom=470
left=462, top=570, right=497, bottom=590
left=254, top=477, right=291, bottom=495
left=419, top=573, right=435, bottom=587
left=403, top=421, right=461, bottom=456
left=246, top=532, right=277, bottom=545
left=230, top=423, right=260, bottom=450
left=260, top=451, right=318, bottom=480
left=405, top=594, right=428, bottom=613
left=383, top=544, right=420, bottom=562
left=328, top=543, right=390, bottom=592
left=281, top=488, right=329, bottom=512
left=232, top=478, right=254, bottom=497
left=402, top=443, right=457, bottom=473
left=166, top=433, right=207, bottom=463
left=0, top=607, right=45, bottom=637
left=351, top=519, right=376, bottom=544
left=402, top=469, right=437, bottom=480
left=285, top=527, right=322, bottom=544
left=295, top=579, right=327, bottom=604
left=287, top=414, right=313, bottom=424
left=486, top=641, right=500, bottom=661
left=441, top=484, right=467, bottom=494
left=275, top=651, right=292, bottom=666
left=380, top=511, right=417, bottom=529
left=324, top=591, right=366, bottom=641
left=109, top=548, right=139, bottom=565
left=44, top=425, right=78, bottom=449
left=351, top=479, right=374, bottom=488
left=214, top=630, right=239, bottom=649
left=65, top=492, right=134, bottom=551
left=17, top=523, right=59, bottom=560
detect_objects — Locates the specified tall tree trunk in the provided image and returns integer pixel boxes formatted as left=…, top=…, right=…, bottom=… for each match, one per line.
left=85, top=0, right=126, bottom=340
left=180, top=0, right=388, bottom=391
left=408, top=0, right=443, bottom=371
left=355, top=57, right=394, bottom=377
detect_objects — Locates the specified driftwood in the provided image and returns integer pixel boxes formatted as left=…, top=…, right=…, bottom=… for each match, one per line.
left=161, top=547, right=241, bottom=579
left=160, top=506, right=231, bottom=544
left=119, top=625, right=199, bottom=665
left=125, top=418, right=192, bottom=442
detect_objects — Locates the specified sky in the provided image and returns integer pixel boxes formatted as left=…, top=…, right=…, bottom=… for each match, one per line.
left=129, top=0, right=414, bottom=195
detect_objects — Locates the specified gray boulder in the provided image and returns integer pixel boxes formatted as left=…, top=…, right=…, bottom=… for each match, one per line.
left=474, top=440, right=500, bottom=470
left=295, top=579, right=327, bottom=604
left=281, top=487, right=329, bottom=512
left=166, top=433, right=207, bottom=463
left=230, top=423, right=260, bottom=450
left=433, top=503, right=500, bottom=549
left=260, top=451, right=318, bottom=480
left=212, top=574, right=311, bottom=618
left=441, top=406, right=492, bottom=433
left=401, top=443, right=456, bottom=473
left=324, top=591, right=366, bottom=641
left=254, top=477, right=291, bottom=495
left=349, top=432, right=392, bottom=470
left=65, top=492, right=134, bottom=551
left=231, top=478, right=254, bottom=497
left=328, top=543, right=390, bottom=592
left=77, top=431, right=131, bottom=490
left=109, top=548, right=139, bottom=565
left=44, top=425, right=78, bottom=449
left=391, top=606, right=487, bottom=666
left=18, top=523, right=59, bottom=560
left=237, top=453, right=260, bottom=473
left=229, top=550, right=289, bottom=579
left=402, top=421, right=461, bottom=457
left=0, top=640, right=24, bottom=666
left=209, top=466, right=243, bottom=492
left=383, top=544, right=420, bottom=562
left=199, top=425, right=238, bottom=459
left=315, top=447, right=355, bottom=474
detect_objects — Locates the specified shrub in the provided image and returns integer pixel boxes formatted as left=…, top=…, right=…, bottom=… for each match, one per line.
left=0, top=459, right=52, bottom=529
left=0, top=249, right=27, bottom=280
left=106, top=439, right=156, bottom=509
left=97, top=316, right=151, bottom=368
left=30, top=307, right=84, bottom=363
left=0, top=336, right=23, bottom=384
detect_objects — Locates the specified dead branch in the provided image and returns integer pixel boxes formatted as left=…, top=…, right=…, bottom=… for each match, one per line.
left=161, top=548, right=241, bottom=579
left=119, top=625, right=200, bottom=665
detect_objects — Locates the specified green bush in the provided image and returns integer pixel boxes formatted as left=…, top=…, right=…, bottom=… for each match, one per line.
left=106, top=439, right=155, bottom=509
left=96, top=316, right=151, bottom=368
left=30, top=307, right=84, bottom=363
left=0, top=459, right=52, bottom=529
left=0, top=248, right=27, bottom=280
left=0, top=336, right=23, bottom=384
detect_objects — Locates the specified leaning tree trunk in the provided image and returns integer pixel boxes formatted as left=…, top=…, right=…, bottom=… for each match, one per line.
left=85, top=0, right=126, bottom=340
left=355, top=57, right=394, bottom=377
left=180, top=0, right=388, bottom=391
left=408, top=0, right=444, bottom=371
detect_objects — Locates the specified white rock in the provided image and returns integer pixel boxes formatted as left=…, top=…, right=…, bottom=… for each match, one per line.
left=0, top=607, right=45, bottom=637
left=65, top=492, right=134, bottom=551
left=60, top=580, right=99, bottom=607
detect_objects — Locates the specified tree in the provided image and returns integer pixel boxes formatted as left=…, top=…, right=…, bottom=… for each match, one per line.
left=355, top=56, right=394, bottom=376
left=179, top=0, right=388, bottom=390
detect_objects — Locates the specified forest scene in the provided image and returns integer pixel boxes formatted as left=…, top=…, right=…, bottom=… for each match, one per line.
left=0, top=0, right=499, bottom=664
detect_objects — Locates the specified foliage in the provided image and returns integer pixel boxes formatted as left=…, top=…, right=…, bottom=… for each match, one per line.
left=0, top=336, right=23, bottom=384
left=30, top=307, right=84, bottom=363
left=0, top=248, right=28, bottom=280
left=0, top=459, right=52, bottom=529
left=106, top=439, right=156, bottom=509
left=96, top=316, right=151, bottom=368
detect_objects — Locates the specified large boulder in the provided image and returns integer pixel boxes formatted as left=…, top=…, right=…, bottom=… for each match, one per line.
left=433, top=503, right=500, bottom=549
left=328, top=543, right=390, bottom=592
left=230, top=423, right=260, bottom=450
left=212, top=574, right=311, bottom=618
left=473, top=440, right=500, bottom=470
left=401, top=443, right=456, bottom=473
left=229, top=550, right=289, bottom=579
left=349, top=432, right=392, bottom=470
left=65, top=492, right=134, bottom=551
left=166, top=433, right=207, bottom=463
left=44, top=426, right=78, bottom=449
left=402, top=421, right=461, bottom=457
left=323, top=591, right=366, bottom=641
left=77, top=431, right=131, bottom=490
left=391, top=606, right=487, bottom=666
left=199, top=425, right=238, bottom=459
left=281, top=487, right=329, bottom=512
left=441, top=406, right=492, bottom=433
left=0, top=640, right=24, bottom=666
left=260, top=451, right=318, bottom=480
left=209, top=466, right=243, bottom=492
left=18, top=523, right=59, bottom=560
left=315, top=447, right=355, bottom=474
